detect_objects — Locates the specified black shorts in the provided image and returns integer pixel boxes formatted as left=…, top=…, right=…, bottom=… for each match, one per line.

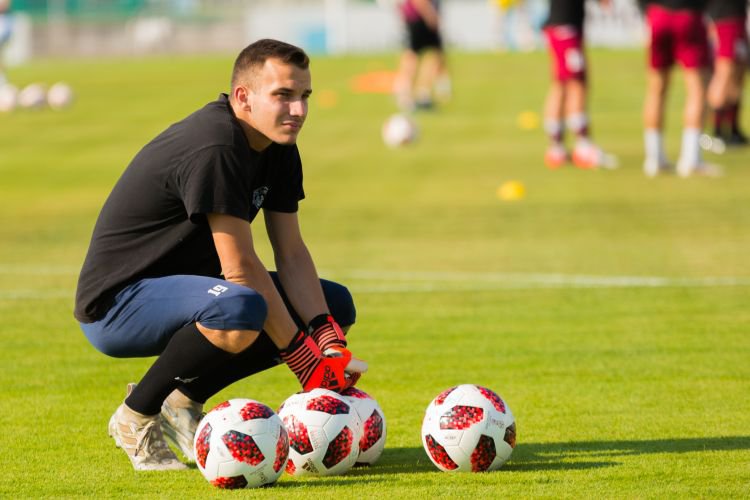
left=406, top=18, right=443, bottom=53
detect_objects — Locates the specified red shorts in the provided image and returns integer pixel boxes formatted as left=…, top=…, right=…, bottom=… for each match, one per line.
left=712, top=17, right=749, bottom=62
left=646, top=4, right=710, bottom=70
left=544, top=25, right=586, bottom=82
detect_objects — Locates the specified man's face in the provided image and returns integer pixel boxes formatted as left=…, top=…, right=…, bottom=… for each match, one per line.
left=245, top=58, right=312, bottom=148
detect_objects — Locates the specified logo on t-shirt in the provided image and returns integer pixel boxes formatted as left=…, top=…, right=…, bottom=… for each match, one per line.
left=253, top=186, right=269, bottom=209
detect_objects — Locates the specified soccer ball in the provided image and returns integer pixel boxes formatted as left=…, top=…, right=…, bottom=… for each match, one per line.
left=0, top=84, right=18, bottom=112
left=421, top=384, right=516, bottom=472
left=278, top=388, right=361, bottom=476
left=193, top=399, right=289, bottom=489
left=18, top=83, right=47, bottom=109
left=47, top=82, right=74, bottom=110
left=381, top=113, right=417, bottom=147
left=340, top=387, right=387, bottom=465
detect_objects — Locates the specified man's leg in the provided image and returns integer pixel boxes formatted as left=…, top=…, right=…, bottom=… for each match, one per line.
left=82, top=275, right=268, bottom=470
left=159, top=276, right=356, bottom=460
left=543, top=80, right=567, bottom=168
left=394, top=49, right=418, bottom=112
left=676, top=67, right=710, bottom=174
left=643, top=67, right=671, bottom=176
left=174, top=276, right=356, bottom=403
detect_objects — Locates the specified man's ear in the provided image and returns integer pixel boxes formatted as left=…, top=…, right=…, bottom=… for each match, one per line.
left=233, top=85, right=252, bottom=111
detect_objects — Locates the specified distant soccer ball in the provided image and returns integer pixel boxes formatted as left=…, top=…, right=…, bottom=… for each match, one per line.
left=0, top=84, right=19, bottom=112
left=47, top=82, right=74, bottom=110
left=340, top=387, right=387, bottom=465
left=193, top=399, right=289, bottom=489
left=421, top=384, right=516, bottom=472
left=382, top=113, right=417, bottom=147
left=278, top=388, right=361, bottom=476
left=18, top=83, right=47, bottom=109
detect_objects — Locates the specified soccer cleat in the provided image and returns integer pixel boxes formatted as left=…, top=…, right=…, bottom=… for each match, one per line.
left=160, top=395, right=204, bottom=463
left=108, top=393, right=188, bottom=471
left=725, top=131, right=748, bottom=147
left=699, top=133, right=726, bottom=154
left=544, top=145, right=568, bottom=169
left=572, top=144, right=618, bottom=170
left=643, top=158, right=673, bottom=178
left=676, top=161, right=723, bottom=178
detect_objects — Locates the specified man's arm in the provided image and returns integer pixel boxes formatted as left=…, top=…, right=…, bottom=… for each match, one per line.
left=412, top=0, right=440, bottom=30
left=263, top=210, right=328, bottom=325
left=207, top=213, right=299, bottom=349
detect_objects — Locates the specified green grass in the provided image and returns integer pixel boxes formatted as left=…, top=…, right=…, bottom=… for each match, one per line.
left=1, top=48, right=749, bottom=498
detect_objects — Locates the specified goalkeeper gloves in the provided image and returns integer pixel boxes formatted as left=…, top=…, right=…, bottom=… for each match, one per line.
left=308, top=313, right=347, bottom=352
left=281, top=331, right=360, bottom=392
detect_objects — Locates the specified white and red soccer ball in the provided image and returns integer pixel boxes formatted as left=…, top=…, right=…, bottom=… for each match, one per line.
left=421, top=384, right=516, bottom=472
left=340, top=387, right=387, bottom=465
left=381, top=113, right=418, bottom=148
left=193, top=399, right=289, bottom=489
left=278, top=388, right=361, bottom=476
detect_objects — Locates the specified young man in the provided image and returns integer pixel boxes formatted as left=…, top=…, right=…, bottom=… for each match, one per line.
left=542, top=0, right=616, bottom=170
left=393, top=0, right=451, bottom=111
left=642, top=0, right=720, bottom=177
left=74, top=39, right=367, bottom=471
left=705, top=0, right=748, bottom=147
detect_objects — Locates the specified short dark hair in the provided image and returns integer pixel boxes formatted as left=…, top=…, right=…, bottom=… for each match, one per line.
left=231, top=39, right=310, bottom=89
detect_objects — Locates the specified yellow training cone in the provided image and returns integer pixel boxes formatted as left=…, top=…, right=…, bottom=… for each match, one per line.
left=497, top=181, right=526, bottom=201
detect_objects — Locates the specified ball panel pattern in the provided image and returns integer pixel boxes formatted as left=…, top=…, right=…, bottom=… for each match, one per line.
left=341, top=387, right=369, bottom=399
left=307, top=395, right=350, bottom=415
left=210, top=401, right=231, bottom=412
left=240, top=401, right=275, bottom=420
left=222, top=430, right=264, bottom=466
left=210, top=475, right=248, bottom=489
left=283, top=414, right=314, bottom=454
left=195, top=422, right=212, bottom=468
left=322, top=427, right=354, bottom=468
left=424, top=434, right=458, bottom=470
left=360, top=411, right=384, bottom=452
left=470, top=434, right=497, bottom=472
left=434, top=386, right=457, bottom=405
left=439, top=405, right=484, bottom=430
left=504, top=422, right=517, bottom=448
left=273, top=427, right=289, bottom=473
left=477, top=386, right=506, bottom=413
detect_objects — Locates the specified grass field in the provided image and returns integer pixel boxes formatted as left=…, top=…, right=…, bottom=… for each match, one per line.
left=1, top=48, right=749, bottom=498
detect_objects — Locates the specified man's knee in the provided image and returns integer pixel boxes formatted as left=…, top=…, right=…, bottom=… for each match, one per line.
left=322, top=280, right=356, bottom=328
left=200, top=290, right=268, bottom=332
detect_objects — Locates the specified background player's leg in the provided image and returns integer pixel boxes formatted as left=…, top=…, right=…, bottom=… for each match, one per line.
left=643, top=68, right=671, bottom=176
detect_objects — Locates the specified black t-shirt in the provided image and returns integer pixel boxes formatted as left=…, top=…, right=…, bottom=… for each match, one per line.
left=74, top=94, right=304, bottom=323
left=643, top=0, right=708, bottom=10
left=544, top=0, right=586, bottom=30
left=707, top=0, right=747, bottom=20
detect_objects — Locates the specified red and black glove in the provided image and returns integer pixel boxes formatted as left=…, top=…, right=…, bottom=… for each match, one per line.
left=281, top=331, right=355, bottom=392
left=308, top=313, right=347, bottom=352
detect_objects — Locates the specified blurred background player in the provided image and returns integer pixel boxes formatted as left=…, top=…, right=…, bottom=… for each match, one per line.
left=705, top=0, right=748, bottom=148
left=491, top=0, right=545, bottom=52
left=641, top=0, right=720, bottom=177
left=393, top=0, right=451, bottom=111
left=0, top=0, right=12, bottom=86
left=542, top=0, right=617, bottom=170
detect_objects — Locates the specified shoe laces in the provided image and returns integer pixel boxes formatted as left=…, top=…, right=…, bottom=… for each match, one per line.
left=134, top=420, right=172, bottom=458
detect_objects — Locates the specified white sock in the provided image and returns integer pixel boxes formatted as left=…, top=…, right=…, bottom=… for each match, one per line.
left=678, top=128, right=702, bottom=168
left=566, top=112, right=588, bottom=136
left=544, top=118, right=563, bottom=140
left=644, top=129, right=666, bottom=164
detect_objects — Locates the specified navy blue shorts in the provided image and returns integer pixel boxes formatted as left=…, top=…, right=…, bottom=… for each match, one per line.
left=80, top=273, right=355, bottom=358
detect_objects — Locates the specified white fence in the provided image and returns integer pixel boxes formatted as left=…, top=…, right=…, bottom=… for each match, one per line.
left=3, top=0, right=646, bottom=63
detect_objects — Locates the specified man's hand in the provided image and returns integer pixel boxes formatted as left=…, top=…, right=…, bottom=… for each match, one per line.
left=281, top=331, right=363, bottom=392
left=308, top=314, right=347, bottom=351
